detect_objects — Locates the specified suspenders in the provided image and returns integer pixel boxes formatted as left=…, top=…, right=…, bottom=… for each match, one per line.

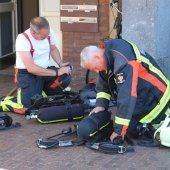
left=22, top=32, right=51, bottom=57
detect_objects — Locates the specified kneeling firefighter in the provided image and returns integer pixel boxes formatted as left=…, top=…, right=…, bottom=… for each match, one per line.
left=0, top=16, right=72, bottom=114
left=80, top=38, right=170, bottom=144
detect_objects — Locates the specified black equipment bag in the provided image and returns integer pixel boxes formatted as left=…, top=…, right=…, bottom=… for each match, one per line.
left=26, top=91, right=85, bottom=123
left=26, top=91, right=81, bottom=114
left=36, top=103, right=84, bottom=123
left=76, top=110, right=113, bottom=139
left=79, top=70, right=117, bottom=110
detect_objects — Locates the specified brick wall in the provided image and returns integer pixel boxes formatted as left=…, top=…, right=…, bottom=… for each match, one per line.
left=62, top=0, right=110, bottom=91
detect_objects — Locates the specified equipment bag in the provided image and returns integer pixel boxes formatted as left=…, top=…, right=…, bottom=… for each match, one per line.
left=36, top=103, right=84, bottom=123
left=26, top=91, right=85, bottom=123
left=76, top=110, right=113, bottom=139
left=79, top=70, right=117, bottom=110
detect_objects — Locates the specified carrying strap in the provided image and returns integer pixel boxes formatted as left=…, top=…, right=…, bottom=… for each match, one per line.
left=137, top=139, right=160, bottom=147
left=36, top=127, right=85, bottom=149
left=0, top=122, right=21, bottom=131
left=86, top=141, right=135, bottom=154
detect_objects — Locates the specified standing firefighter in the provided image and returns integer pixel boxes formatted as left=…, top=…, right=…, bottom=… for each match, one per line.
left=80, top=39, right=170, bottom=143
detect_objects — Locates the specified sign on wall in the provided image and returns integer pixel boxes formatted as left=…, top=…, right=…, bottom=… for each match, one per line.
left=60, top=0, right=99, bottom=32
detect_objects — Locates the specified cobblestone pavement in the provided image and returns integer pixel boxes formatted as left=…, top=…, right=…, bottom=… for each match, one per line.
left=0, top=71, right=170, bottom=170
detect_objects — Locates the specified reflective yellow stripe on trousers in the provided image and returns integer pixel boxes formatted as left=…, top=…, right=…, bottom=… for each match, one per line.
left=1, top=95, right=24, bottom=111
left=140, top=81, right=170, bottom=124
left=96, top=92, right=111, bottom=101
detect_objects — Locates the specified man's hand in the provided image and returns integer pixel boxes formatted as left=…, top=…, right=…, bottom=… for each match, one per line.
left=110, top=132, right=124, bottom=144
left=89, top=106, right=105, bottom=115
left=58, top=66, right=72, bottom=76
left=110, top=132, right=119, bottom=142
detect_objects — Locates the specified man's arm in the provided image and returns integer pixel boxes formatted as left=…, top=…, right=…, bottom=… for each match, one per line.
left=19, top=51, right=70, bottom=76
left=50, top=45, right=62, bottom=67
left=113, top=61, right=139, bottom=137
left=90, top=71, right=111, bottom=114
left=95, top=71, right=112, bottom=108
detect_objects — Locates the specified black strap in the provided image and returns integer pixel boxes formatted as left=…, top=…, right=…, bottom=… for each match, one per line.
left=65, top=101, right=73, bottom=121
left=36, top=127, right=85, bottom=149
left=86, top=141, right=135, bottom=154
left=0, top=122, right=21, bottom=131
left=137, top=139, right=160, bottom=147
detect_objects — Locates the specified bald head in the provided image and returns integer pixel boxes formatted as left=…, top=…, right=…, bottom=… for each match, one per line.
left=80, top=46, right=101, bottom=68
left=30, top=16, right=49, bottom=33
left=80, top=45, right=106, bottom=72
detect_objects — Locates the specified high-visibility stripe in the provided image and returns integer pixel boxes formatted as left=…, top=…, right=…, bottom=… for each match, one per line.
left=2, top=103, right=10, bottom=111
left=115, top=116, right=130, bottom=126
left=152, top=120, right=164, bottom=129
left=42, top=91, right=47, bottom=97
left=37, top=116, right=84, bottom=124
left=17, top=88, right=22, bottom=105
left=1, top=95, right=24, bottom=112
left=165, top=108, right=170, bottom=116
left=1, top=96, right=16, bottom=111
left=3, top=96, right=14, bottom=101
left=128, top=41, right=168, bottom=85
left=89, top=121, right=111, bottom=137
left=96, top=92, right=111, bottom=101
left=153, top=108, right=170, bottom=129
left=140, top=81, right=170, bottom=124
left=2, top=99, right=23, bottom=109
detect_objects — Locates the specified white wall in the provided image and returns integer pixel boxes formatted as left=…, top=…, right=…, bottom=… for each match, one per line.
left=39, top=0, right=62, bottom=66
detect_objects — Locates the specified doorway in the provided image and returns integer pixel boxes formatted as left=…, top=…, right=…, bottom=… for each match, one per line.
left=17, top=0, right=39, bottom=33
left=0, top=0, right=39, bottom=70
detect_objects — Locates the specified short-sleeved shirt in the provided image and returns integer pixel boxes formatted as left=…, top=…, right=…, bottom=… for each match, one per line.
left=15, top=28, right=57, bottom=69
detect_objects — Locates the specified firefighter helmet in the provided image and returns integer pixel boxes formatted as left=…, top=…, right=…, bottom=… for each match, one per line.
left=154, top=114, right=170, bottom=147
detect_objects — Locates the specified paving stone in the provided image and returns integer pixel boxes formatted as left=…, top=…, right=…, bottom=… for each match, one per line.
left=1, top=70, right=170, bottom=170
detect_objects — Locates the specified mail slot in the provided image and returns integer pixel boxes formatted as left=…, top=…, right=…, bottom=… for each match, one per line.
left=60, top=0, right=99, bottom=32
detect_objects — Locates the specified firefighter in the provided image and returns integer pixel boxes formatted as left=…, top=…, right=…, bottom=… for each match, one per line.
left=0, top=17, right=72, bottom=114
left=80, top=39, right=170, bottom=143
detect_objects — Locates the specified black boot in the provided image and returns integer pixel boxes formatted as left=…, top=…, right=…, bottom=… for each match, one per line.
left=136, top=123, right=159, bottom=147
left=137, top=123, right=154, bottom=140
